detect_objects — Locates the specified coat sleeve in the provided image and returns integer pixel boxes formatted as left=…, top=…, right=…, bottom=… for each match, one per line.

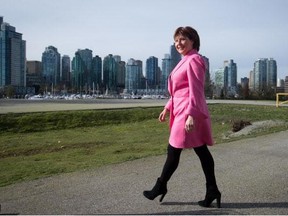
left=185, top=55, right=208, bottom=120
left=164, top=97, right=172, bottom=111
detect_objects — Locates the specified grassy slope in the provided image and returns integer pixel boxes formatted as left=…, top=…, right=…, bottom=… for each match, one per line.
left=0, top=104, right=287, bottom=187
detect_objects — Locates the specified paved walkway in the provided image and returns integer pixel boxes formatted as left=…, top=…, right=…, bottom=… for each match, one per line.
left=0, top=130, right=287, bottom=215
left=0, top=99, right=282, bottom=114
left=0, top=99, right=167, bottom=114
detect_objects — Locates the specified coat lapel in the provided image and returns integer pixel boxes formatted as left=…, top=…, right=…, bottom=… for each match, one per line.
left=168, top=49, right=199, bottom=96
left=170, top=49, right=198, bottom=77
left=168, top=56, right=186, bottom=96
left=170, top=57, right=185, bottom=76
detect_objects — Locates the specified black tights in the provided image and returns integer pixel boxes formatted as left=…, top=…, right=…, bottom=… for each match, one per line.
left=159, top=144, right=216, bottom=187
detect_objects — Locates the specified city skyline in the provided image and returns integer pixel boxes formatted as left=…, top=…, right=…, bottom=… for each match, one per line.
left=2, top=0, right=288, bottom=81
left=1, top=14, right=283, bottom=98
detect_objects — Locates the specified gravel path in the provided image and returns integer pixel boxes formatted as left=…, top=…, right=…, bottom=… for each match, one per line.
left=226, top=120, right=288, bottom=138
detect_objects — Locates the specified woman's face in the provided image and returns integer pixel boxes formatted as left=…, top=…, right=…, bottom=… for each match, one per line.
left=174, top=34, right=194, bottom=56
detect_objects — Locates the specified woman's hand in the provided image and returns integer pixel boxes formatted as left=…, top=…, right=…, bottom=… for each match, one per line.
left=185, top=115, right=194, bottom=132
left=159, top=108, right=168, bottom=122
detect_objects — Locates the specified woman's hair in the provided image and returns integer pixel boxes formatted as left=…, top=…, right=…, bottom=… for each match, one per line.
left=174, top=26, right=200, bottom=51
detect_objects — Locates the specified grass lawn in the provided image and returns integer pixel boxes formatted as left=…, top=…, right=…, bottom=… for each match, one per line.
left=0, top=103, right=287, bottom=187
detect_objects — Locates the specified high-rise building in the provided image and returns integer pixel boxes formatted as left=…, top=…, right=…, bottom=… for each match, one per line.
left=226, top=59, right=237, bottom=89
left=202, top=56, right=210, bottom=78
left=170, top=45, right=181, bottom=71
left=71, top=54, right=81, bottom=91
left=215, top=60, right=237, bottom=97
left=277, top=78, right=284, bottom=88
left=26, top=61, right=42, bottom=75
left=113, top=55, right=121, bottom=63
left=222, top=59, right=237, bottom=96
left=146, top=56, right=159, bottom=89
left=202, top=55, right=213, bottom=98
left=214, top=68, right=225, bottom=97
left=78, top=49, right=92, bottom=89
left=42, top=46, right=61, bottom=87
left=103, top=54, right=117, bottom=93
left=117, top=62, right=126, bottom=92
left=266, top=58, right=277, bottom=88
left=215, top=68, right=225, bottom=88
left=124, top=58, right=142, bottom=94
left=276, top=78, right=284, bottom=93
left=253, top=59, right=266, bottom=91
left=0, top=17, right=26, bottom=88
left=61, top=55, right=71, bottom=87
left=251, top=58, right=277, bottom=92
left=249, top=70, right=254, bottom=90
left=71, top=49, right=92, bottom=92
left=284, top=76, right=288, bottom=93
left=241, top=77, right=249, bottom=88
left=240, top=77, right=250, bottom=99
left=136, top=60, right=145, bottom=90
left=26, top=61, right=42, bottom=89
left=91, top=55, right=102, bottom=92
left=113, top=55, right=125, bottom=92
left=161, top=54, right=171, bottom=91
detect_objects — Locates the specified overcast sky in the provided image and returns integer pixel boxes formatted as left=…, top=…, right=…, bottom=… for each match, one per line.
left=2, top=0, right=288, bottom=80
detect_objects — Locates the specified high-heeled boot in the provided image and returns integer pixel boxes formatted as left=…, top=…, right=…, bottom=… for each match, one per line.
left=198, top=185, right=221, bottom=208
left=143, top=178, right=167, bottom=202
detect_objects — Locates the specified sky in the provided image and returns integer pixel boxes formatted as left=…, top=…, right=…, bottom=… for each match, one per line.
left=2, top=0, right=288, bottom=81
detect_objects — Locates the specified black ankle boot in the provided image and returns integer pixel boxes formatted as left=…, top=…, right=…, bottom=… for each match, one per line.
left=143, top=178, right=167, bottom=202
left=198, top=185, right=221, bottom=208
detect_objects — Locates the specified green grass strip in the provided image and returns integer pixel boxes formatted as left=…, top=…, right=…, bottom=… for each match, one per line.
left=0, top=104, right=287, bottom=187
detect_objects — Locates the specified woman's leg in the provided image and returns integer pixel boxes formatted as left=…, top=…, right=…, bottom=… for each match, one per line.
left=193, top=145, right=221, bottom=208
left=193, top=145, right=216, bottom=187
left=159, top=144, right=183, bottom=183
left=143, top=144, right=182, bottom=202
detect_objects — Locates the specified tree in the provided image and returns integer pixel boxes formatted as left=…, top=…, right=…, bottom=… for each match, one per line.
left=5, top=85, right=15, bottom=98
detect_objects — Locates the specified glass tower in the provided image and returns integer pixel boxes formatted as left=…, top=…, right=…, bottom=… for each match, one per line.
left=146, top=56, right=159, bottom=89
left=61, top=55, right=71, bottom=87
left=42, top=46, right=61, bottom=87
left=91, top=55, right=102, bottom=92
left=170, top=44, right=181, bottom=72
left=103, top=54, right=117, bottom=93
left=227, top=59, right=237, bottom=88
left=253, top=58, right=277, bottom=91
left=72, top=49, right=92, bottom=92
left=0, top=17, right=26, bottom=88
left=266, top=58, right=277, bottom=88
left=125, top=58, right=142, bottom=94
left=161, top=54, right=171, bottom=91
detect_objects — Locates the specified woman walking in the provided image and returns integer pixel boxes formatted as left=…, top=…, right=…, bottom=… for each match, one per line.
left=143, top=26, right=221, bottom=208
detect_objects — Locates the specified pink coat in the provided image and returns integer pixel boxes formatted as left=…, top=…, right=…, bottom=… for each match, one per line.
left=164, top=49, right=214, bottom=149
